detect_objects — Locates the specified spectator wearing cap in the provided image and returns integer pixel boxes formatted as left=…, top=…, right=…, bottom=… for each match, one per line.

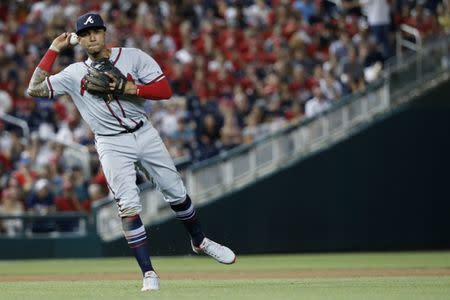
left=26, top=178, right=56, bottom=233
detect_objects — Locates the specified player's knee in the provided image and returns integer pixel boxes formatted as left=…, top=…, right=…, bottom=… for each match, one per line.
left=115, top=194, right=142, bottom=217
left=118, top=202, right=142, bottom=217
left=161, top=182, right=186, bottom=203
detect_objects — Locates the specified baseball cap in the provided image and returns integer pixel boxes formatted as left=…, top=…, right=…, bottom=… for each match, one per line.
left=76, top=13, right=106, bottom=35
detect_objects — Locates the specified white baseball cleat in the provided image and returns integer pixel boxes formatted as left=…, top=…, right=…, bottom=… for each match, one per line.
left=192, top=237, right=236, bottom=264
left=141, top=270, right=160, bottom=291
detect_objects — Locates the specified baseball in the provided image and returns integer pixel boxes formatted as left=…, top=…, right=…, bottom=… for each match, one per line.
left=69, top=33, right=78, bottom=45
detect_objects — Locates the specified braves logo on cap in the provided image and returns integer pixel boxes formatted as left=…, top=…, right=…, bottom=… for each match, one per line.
left=84, top=16, right=94, bottom=25
left=76, top=13, right=107, bottom=35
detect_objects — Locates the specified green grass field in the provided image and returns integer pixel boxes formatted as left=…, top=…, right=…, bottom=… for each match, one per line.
left=1, top=252, right=450, bottom=299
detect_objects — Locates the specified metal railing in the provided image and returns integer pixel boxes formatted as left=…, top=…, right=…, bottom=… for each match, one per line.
left=388, top=32, right=450, bottom=104
left=0, top=212, right=89, bottom=238
left=0, top=112, right=92, bottom=178
left=0, top=113, right=30, bottom=140
left=396, top=24, right=424, bottom=83
left=185, top=82, right=390, bottom=204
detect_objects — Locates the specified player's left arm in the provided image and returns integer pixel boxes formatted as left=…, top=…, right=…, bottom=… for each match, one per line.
left=121, top=49, right=172, bottom=100
left=122, top=76, right=172, bottom=100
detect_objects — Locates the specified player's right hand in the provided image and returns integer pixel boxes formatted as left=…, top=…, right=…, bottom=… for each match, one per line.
left=50, top=32, right=71, bottom=52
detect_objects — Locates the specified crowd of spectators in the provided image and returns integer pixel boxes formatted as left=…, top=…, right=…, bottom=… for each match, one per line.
left=0, top=0, right=448, bottom=234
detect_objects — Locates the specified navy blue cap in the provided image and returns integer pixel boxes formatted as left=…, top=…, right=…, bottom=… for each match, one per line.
left=75, top=13, right=106, bottom=35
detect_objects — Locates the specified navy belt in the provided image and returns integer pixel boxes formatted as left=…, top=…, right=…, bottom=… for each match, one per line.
left=97, top=121, right=144, bottom=136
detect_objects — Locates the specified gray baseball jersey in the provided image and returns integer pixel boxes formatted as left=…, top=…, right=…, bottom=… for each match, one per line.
left=47, top=47, right=163, bottom=135
left=47, top=47, right=186, bottom=216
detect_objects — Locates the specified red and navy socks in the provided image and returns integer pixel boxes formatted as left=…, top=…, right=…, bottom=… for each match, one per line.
left=170, top=194, right=205, bottom=247
left=121, top=215, right=153, bottom=275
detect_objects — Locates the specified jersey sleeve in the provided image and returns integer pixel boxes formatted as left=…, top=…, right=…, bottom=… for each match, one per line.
left=46, top=66, right=75, bottom=99
left=134, top=49, right=165, bottom=84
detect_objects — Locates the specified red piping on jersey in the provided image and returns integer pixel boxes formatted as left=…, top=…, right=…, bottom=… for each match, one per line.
left=149, top=74, right=165, bottom=84
left=113, top=48, right=122, bottom=65
left=114, top=97, right=139, bottom=125
left=46, top=77, right=54, bottom=99
left=104, top=99, right=126, bottom=129
left=136, top=75, right=172, bottom=100
left=80, top=78, right=86, bottom=96
left=115, top=97, right=127, bottom=118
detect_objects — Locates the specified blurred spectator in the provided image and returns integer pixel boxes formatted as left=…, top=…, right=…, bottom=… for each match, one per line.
left=242, top=103, right=267, bottom=144
left=406, top=2, right=439, bottom=37
left=26, top=178, right=56, bottom=233
left=341, top=46, right=365, bottom=83
left=88, top=183, right=109, bottom=204
left=320, top=71, right=344, bottom=100
left=0, top=151, right=12, bottom=188
left=0, top=89, right=12, bottom=115
left=70, top=165, right=90, bottom=209
left=437, top=1, right=450, bottom=33
left=220, top=105, right=243, bottom=150
left=12, top=154, right=38, bottom=193
left=293, top=0, right=318, bottom=24
left=54, top=179, right=85, bottom=232
left=0, top=188, right=24, bottom=237
left=245, top=0, right=271, bottom=27
left=358, top=41, right=384, bottom=82
left=305, top=85, right=332, bottom=118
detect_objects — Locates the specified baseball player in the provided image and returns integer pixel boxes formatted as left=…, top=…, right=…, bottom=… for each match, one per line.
left=27, top=13, right=235, bottom=291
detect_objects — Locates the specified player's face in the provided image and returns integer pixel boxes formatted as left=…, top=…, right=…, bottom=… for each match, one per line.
left=78, top=28, right=106, bottom=55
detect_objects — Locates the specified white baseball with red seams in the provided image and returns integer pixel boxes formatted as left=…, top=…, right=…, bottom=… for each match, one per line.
left=46, top=47, right=186, bottom=216
left=69, top=33, right=78, bottom=45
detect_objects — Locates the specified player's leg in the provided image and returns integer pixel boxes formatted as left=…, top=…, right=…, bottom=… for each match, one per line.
left=136, top=125, right=235, bottom=264
left=95, top=135, right=159, bottom=290
left=135, top=125, right=204, bottom=245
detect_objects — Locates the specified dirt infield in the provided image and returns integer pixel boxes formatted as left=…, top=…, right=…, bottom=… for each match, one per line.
left=1, top=268, right=450, bottom=282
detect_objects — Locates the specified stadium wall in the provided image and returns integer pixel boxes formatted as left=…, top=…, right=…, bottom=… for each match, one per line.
left=1, top=80, right=450, bottom=259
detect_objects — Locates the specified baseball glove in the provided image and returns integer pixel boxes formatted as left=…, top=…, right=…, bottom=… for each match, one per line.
left=83, top=58, right=127, bottom=99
